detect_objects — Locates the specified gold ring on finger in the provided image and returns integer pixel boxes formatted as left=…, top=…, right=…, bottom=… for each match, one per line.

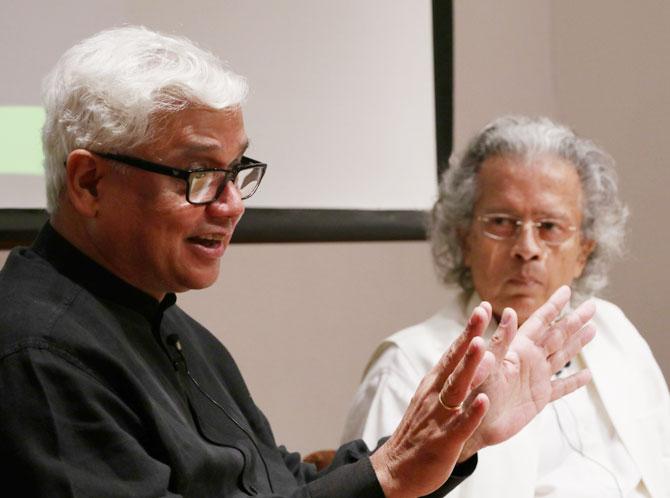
left=438, top=390, right=463, bottom=412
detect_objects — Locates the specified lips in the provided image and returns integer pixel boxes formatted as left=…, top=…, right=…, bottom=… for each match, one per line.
left=190, top=238, right=221, bottom=248
left=186, top=218, right=237, bottom=256
left=187, top=233, right=226, bottom=249
left=507, top=275, right=543, bottom=287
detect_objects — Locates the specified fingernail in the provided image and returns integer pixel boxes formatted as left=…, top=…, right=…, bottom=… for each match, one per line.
left=500, top=308, right=510, bottom=326
left=468, top=308, right=479, bottom=326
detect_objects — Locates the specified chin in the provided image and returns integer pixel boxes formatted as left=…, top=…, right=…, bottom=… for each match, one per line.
left=175, top=267, right=221, bottom=292
left=190, top=274, right=220, bottom=290
left=492, top=293, right=543, bottom=325
left=511, top=299, right=544, bottom=325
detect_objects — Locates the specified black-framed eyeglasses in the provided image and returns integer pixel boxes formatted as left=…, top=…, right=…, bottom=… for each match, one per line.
left=95, top=152, right=267, bottom=204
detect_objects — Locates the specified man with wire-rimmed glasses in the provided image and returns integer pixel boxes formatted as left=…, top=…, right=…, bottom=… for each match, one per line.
left=344, top=115, right=670, bottom=498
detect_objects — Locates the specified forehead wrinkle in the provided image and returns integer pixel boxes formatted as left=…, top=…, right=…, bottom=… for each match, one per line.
left=479, top=188, right=580, bottom=222
left=475, top=157, right=583, bottom=222
left=176, top=137, right=250, bottom=157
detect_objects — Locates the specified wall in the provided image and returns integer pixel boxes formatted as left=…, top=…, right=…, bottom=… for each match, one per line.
left=452, top=0, right=556, bottom=148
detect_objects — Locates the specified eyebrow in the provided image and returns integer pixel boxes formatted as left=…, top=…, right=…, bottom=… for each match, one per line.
left=481, top=208, right=574, bottom=220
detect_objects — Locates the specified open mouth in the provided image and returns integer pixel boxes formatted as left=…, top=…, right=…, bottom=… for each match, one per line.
left=188, top=235, right=224, bottom=248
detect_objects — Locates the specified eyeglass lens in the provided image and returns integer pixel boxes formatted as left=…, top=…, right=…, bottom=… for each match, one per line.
left=188, top=167, right=264, bottom=203
left=479, top=215, right=574, bottom=245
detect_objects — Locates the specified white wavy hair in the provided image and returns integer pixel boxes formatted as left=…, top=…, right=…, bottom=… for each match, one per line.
left=430, top=115, right=628, bottom=303
left=41, top=25, right=249, bottom=214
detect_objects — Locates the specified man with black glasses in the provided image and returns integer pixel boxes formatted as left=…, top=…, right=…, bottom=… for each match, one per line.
left=0, top=27, right=596, bottom=497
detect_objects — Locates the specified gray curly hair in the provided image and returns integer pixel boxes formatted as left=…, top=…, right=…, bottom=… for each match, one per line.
left=430, top=115, right=628, bottom=303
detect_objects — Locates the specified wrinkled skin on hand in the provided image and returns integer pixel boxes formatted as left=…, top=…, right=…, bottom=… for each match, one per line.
left=460, top=285, right=595, bottom=460
left=371, top=304, right=493, bottom=498
left=371, top=285, right=595, bottom=498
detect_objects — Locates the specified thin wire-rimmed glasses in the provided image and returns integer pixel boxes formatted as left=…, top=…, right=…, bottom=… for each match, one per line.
left=476, top=213, right=577, bottom=246
left=95, top=152, right=267, bottom=204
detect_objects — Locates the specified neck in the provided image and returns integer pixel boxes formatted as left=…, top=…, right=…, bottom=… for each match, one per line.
left=50, top=205, right=165, bottom=302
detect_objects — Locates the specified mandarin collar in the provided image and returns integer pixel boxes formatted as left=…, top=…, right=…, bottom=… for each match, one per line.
left=32, top=222, right=176, bottom=322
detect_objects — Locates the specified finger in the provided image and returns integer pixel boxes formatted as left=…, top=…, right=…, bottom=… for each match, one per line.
left=471, top=350, right=495, bottom=389
left=550, top=369, right=592, bottom=401
left=547, top=323, right=596, bottom=372
left=541, top=299, right=596, bottom=356
left=449, top=392, right=489, bottom=444
left=520, top=285, right=571, bottom=341
left=479, top=301, right=492, bottom=322
left=435, top=305, right=491, bottom=385
left=439, top=337, right=486, bottom=414
left=487, top=307, right=517, bottom=363
left=451, top=393, right=490, bottom=462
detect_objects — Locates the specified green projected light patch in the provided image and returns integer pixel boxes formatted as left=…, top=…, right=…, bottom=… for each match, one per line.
left=0, top=106, right=45, bottom=175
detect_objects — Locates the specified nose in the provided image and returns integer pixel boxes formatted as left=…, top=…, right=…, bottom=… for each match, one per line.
left=206, top=180, right=245, bottom=220
left=511, top=222, right=544, bottom=261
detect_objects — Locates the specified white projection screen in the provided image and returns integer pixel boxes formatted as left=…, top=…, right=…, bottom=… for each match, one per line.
left=0, top=0, right=447, bottom=240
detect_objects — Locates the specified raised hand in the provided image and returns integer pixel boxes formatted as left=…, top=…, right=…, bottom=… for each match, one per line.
left=459, top=285, right=596, bottom=460
left=370, top=304, right=495, bottom=498
left=370, top=286, right=595, bottom=497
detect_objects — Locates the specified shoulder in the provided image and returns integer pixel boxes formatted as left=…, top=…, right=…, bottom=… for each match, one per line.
left=0, top=248, right=86, bottom=352
left=590, top=297, right=647, bottom=350
left=591, top=297, right=629, bottom=323
left=364, top=291, right=471, bottom=382
left=588, top=297, right=668, bottom=389
left=586, top=298, right=670, bottom=431
left=389, top=306, right=467, bottom=348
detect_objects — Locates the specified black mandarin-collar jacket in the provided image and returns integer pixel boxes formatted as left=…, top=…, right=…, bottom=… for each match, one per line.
left=0, top=223, right=473, bottom=497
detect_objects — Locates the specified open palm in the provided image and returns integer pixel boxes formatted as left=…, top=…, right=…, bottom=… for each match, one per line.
left=462, top=286, right=595, bottom=459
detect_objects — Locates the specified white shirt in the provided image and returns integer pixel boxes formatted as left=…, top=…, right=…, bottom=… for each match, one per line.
left=341, top=288, right=670, bottom=498
left=535, top=357, right=649, bottom=497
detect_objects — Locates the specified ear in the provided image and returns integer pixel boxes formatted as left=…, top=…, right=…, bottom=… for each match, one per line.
left=573, top=238, right=596, bottom=279
left=64, top=149, right=106, bottom=218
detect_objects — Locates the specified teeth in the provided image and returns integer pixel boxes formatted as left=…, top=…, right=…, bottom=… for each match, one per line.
left=198, top=234, right=224, bottom=241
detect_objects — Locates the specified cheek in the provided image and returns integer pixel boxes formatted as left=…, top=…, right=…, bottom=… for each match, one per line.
left=549, top=249, right=585, bottom=287
left=469, top=241, right=506, bottom=271
left=152, top=190, right=197, bottom=225
left=571, top=243, right=593, bottom=280
left=572, top=260, right=586, bottom=279
left=468, top=244, right=507, bottom=288
left=156, top=187, right=191, bottom=208
left=141, top=206, right=196, bottom=258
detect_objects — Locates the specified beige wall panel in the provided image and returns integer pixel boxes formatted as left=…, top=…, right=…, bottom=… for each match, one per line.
left=550, top=0, right=670, bottom=380
left=452, top=0, right=557, bottom=152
